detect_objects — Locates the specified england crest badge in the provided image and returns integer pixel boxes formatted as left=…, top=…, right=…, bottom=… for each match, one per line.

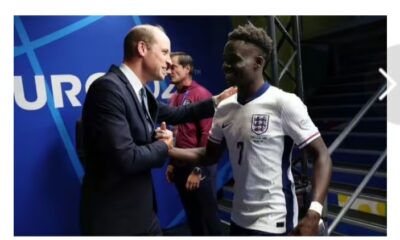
left=251, top=114, right=269, bottom=135
left=182, top=98, right=191, bottom=105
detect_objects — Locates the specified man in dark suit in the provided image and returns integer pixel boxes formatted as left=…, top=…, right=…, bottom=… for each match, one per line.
left=80, top=24, right=235, bottom=236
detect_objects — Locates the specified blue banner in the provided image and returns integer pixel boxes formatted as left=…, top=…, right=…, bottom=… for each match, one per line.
left=14, top=16, right=233, bottom=235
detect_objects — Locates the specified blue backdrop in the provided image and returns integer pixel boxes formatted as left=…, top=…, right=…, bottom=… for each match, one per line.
left=14, top=16, right=233, bottom=235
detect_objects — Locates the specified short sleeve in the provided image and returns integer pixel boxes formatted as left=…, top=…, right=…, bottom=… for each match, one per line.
left=281, top=94, right=320, bottom=149
left=208, top=108, right=224, bottom=144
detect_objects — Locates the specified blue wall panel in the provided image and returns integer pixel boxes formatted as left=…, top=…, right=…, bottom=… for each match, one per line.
left=14, top=16, right=233, bottom=235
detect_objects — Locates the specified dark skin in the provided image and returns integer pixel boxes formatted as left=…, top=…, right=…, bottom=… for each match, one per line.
left=164, top=39, right=332, bottom=236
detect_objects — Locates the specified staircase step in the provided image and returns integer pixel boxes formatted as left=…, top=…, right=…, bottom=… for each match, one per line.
left=304, top=160, right=386, bottom=190
left=222, top=185, right=234, bottom=201
left=328, top=182, right=386, bottom=217
left=217, top=192, right=387, bottom=236
left=325, top=79, right=383, bottom=88
left=218, top=198, right=233, bottom=224
left=218, top=209, right=231, bottom=226
left=317, top=78, right=385, bottom=94
left=309, top=103, right=386, bottom=118
left=322, top=131, right=386, bottom=151
left=331, top=148, right=386, bottom=170
left=217, top=176, right=387, bottom=235
left=338, top=52, right=387, bottom=69
left=314, top=117, right=386, bottom=133
left=329, top=163, right=386, bottom=190
left=339, top=61, right=386, bottom=75
left=338, top=36, right=386, bottom=57
left=219, top=197, right=233, bottom=209
left=327, top=204, right=386, bottom=236
left=293, top=18, right=386, bottom=236
left=329, top=182, right=386, bottom=203
left=308, top=91, right=375, bottom=105
left=328, top=70, right=384, bottom=84
left=329, top=154, right=387, bottom=172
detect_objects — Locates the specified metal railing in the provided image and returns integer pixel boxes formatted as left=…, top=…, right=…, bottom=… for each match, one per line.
left=327, top=82, right=387, bottom=155
left=325, top=81, right=387, bottom=235
left=327, top=150, right=386, bottom=235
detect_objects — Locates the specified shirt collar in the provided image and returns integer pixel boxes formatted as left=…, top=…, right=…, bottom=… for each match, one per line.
left=177, top=80, right=197, bottom=93
left=237, top=81, right=270, bottom=105
left=120, top=63, right=144, bottom=100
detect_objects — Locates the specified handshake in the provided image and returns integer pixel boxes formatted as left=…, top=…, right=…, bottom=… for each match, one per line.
left=155, top=122, right=174, bottom=150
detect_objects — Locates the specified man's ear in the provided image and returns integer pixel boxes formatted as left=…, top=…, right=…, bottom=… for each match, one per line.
left=255, top=55, right=265, bottom=71
left=184, top=65, right=192, bottom=74
left=137, top=41, right=148, bottom=57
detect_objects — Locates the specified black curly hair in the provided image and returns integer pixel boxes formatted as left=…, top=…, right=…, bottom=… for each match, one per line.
left=228, top=23, right=273, bottom=63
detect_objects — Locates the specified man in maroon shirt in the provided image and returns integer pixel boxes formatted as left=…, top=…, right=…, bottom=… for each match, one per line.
left=165, top=52, right=222, bottom=235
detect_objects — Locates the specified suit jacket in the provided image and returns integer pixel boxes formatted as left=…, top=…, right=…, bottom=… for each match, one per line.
left=80, top=65, right=215, bottom=235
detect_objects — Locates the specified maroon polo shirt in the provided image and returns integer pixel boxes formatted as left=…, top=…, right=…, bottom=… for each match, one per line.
left=169, top=80, right=212, bottom=149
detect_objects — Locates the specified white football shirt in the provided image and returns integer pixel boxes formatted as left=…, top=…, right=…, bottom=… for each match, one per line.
left=209, top=83, right=320, bottom=234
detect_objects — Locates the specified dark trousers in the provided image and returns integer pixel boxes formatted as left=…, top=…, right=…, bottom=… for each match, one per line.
left=80, top=191, right=161, bottom=236
left=174, top=166, right=223, bottom=236
left=146, top=216, right=163, bottom=236
left=80, top=210, right=162, bottom=236
left=230, top=220, right=288, bottom=236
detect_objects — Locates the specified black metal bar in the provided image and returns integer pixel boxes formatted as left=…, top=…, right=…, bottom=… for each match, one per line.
left=275, top=17, right=296, bottom=48
left=277, top=20, right=293, bottom=51
left=268, top=16, right=279, bottom=86
left=246, top=16, right=254, bottom=25
left=293, top=16, right=304, bottom=100
left=278, top=60, right=295, bottom=80
left=279, top=50, right=297, bottom=81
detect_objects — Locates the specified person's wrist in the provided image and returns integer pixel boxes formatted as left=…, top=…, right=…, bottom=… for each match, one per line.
left=309, top=201, right=323, bottom=217
left=191, top=167, right=202, bottom=175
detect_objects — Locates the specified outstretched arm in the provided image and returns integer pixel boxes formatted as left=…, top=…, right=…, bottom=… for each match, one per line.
left=158, top=86, right=237, bottom=125
left=290, top=136, right=332, bottom=236
left=169, top=140, right=226, bottom=166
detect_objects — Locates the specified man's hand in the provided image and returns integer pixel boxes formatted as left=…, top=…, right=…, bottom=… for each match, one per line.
left=288, top=210, right=320, bottom=236
left=185, top=172, right=202, bottom=191
left=155, top=122, right=173, bottom=149
left=212, top=86, right=237, bottom=107
left=165, top=164, right=174, bottom=183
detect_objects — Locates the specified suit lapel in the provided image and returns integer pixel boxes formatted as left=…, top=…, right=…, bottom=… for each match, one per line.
left=109, top=65, right=152, bottom=140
